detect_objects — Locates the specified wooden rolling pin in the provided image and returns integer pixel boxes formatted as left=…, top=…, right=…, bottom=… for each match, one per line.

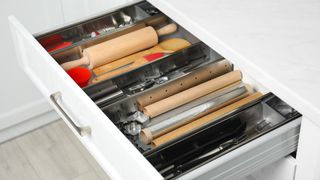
left=136, top=59, right=232, bottom=110
left=146, top=82, right=242, bottom=127
left=143, top=70, right=242, bottom=118
left=93, top=38, right=191, bottom=76
left=140, top=83, right=253, bottom=144
left=60, top=23, right=178, bottom=70
left=151, top=92, right=263, bottom=148
left=92, top=39, right=191, bottom=83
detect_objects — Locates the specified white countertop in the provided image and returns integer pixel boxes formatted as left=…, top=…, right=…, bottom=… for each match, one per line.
left=148, top=0, right=320, bottom=125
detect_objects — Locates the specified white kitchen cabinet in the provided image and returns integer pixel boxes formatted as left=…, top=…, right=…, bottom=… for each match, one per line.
left=239, top=156, right=296, bottom=180
left=295, top=117, right=320, bottom=180
left=8, top=0, right=316, bottom=179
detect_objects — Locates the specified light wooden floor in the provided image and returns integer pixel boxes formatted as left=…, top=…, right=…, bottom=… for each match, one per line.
left=0, top=120, right=110, bottom=180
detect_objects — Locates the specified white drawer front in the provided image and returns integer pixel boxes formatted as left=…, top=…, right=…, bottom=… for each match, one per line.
left=8, top=16, right=162, bottom=180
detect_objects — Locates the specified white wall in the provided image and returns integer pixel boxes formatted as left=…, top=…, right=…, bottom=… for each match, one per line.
left=60, top=0, right=131, bottom=23
left=0, top=0, right=64, bottom=130
left=0, top=0, right=129, bottom=141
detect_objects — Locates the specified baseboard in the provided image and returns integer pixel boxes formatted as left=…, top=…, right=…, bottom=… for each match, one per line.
left=0, top=99, right=59, bottom=143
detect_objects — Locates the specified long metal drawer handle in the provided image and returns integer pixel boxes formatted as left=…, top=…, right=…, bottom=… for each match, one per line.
left=50, top=92, right=91, bottom=136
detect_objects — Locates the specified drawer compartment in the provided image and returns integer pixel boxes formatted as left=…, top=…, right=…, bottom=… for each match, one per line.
left=145, top=94, right=300, bottom=179
left=36, top=1, right=161, bottom=54
left=9, top=1, right=301, bottom=180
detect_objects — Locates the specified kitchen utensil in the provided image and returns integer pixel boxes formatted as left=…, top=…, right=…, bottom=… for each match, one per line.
left=143, top=70, right=242, bottom=118
left=151, top=92, right=263, bottom=148
left=94, top=90, right=124, bottom=106
left=111, top=15, right=119, bottom=27
left=92, top=38, right=191, bottom=76
left=124, top=122, right=142, bottom=136
left=136, top=59, right=232, bottom=110
left=123, top=56, right=217, bottom=95
left=147, top=115, right=247, bottom=177
left=47, top=41, right=72, bottom=52
left=145, top=7, right=160, bottom=15
left=176, top=133, right=247, bottom=172
left=125, top=111, right=150, bottom=125
left=60, top=23, right=178, bottom=70
left=66, top=67, right=91, bottom=88
left=140, top=83, right=252, bottom=144
left=88, top=84, right=119, bottom=100
left=120, top=11, right=133, bottom=25
left=146, top=82, right=242, bottom=127
left=175, top=113, right=266, bottom=173
left=92, top=52, right=166, bottom=83
left=39, top=33, right=72, bottom=52
left=127, top=79, right=156, bottom=94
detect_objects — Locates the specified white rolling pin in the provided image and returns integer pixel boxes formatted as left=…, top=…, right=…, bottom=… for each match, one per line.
left=61, top=23, right=178, bottom=70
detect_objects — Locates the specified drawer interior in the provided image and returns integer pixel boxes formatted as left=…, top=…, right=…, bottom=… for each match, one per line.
left=145, top=94, right=300, bottom=178
left=34, top=1, right=301, bottom=179
left=37, top=2, right=157, bottom=54
left=38, top=1, right=200, bottom=64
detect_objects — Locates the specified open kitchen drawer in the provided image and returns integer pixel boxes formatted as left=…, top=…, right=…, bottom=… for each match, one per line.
left=9, top=1, right=301, bottom=180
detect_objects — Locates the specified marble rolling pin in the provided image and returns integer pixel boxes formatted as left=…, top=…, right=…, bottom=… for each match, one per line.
left=140, top=83, right=253, bottom=144
left=151, top=92, right=263, bottom=148
left=136, top=59, right=232, bottom=110
left=60, top=23, right=178, bottom=70
left=93, top=38, right=191, bottom=76
left=142, top=70, right=242, bottom=118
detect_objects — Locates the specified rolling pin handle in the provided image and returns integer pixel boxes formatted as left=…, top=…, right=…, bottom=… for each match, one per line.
left=60, top=56, right=90, bottom=70
left=156, top=23, right=178, bottom=36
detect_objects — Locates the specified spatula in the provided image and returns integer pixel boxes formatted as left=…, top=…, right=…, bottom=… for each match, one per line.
left=92, top=52, right=166, bottom=84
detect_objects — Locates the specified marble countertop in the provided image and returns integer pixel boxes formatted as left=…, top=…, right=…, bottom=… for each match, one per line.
left=148, top=0, right=320, bottom=125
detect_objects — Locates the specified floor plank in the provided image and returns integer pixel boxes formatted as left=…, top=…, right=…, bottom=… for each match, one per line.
left=0, top=120, right=109, bottom=180
left=0, top=140, right=41, bottom=180
left=72, top=171, right=103, bottom=180
left=58, top=121, right=111, bottom=180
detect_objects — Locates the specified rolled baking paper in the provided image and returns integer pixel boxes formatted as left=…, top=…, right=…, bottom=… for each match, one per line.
left=140, top=83, right=253, bottom=144
left=151, top=92, right=263, bottom=148
left=146, top=82, right=242, bottom=127
left=136, top=59, right=232, bottom=110
left=143, top=70, right=242, bottom=118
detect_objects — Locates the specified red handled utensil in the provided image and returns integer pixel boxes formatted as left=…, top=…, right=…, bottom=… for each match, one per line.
left=67, top=67, right=92, bottom=88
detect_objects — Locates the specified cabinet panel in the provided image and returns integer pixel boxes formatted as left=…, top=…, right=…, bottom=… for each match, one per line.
left=239, top=156, right=296, bottom=180
left=296, top=117, right=320, bottom=180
